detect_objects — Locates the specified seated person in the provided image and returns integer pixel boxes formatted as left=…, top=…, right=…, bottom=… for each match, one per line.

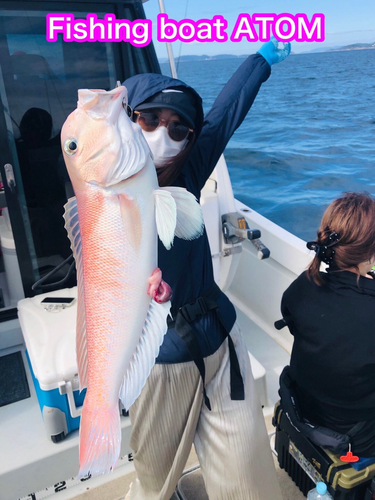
left=16, top=108, right=70, bottom=259
left=280, top=192, right=375, bottom=457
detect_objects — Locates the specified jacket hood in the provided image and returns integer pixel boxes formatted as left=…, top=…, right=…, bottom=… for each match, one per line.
left=122, top=73, right=204, bottom=137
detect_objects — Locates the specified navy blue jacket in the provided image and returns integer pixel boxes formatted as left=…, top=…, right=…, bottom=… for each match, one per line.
left=124, top=54, right=271, bottom=363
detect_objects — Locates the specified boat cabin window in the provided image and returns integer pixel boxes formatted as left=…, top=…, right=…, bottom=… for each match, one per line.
left=0, top=2, right=160, bottom=324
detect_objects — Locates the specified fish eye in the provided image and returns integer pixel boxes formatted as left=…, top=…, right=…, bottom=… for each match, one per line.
left=64, top=138, right=78, bottom=155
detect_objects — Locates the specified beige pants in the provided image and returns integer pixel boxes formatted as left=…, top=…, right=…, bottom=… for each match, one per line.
left=127, top=322, right=282, bottom=500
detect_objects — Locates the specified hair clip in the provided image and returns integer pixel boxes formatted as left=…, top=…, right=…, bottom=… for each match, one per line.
left=306, top=241, right=333, bottom=264
left=306, top=231, right=340, bottom=265
left=327, top=231, right=340, bottom=245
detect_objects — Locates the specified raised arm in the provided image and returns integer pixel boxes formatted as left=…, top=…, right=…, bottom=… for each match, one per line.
left=186, top=38, right=291, bottom=193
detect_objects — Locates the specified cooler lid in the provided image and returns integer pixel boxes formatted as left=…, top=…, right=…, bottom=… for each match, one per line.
left=17, top=287, right=78, bottom=391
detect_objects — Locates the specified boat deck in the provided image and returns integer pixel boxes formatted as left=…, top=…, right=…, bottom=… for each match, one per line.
left=0, top=348, right=134, bottom=500
left=1, top=302, right=293, bottom=500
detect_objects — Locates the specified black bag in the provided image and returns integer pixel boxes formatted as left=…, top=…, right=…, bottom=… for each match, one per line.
left=278, top=366, right=365, bottom=453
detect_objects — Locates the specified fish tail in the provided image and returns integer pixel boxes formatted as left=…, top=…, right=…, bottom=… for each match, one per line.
left=78, top=402, right=121, bottom=478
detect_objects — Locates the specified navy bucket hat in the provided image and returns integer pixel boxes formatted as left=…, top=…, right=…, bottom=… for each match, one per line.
left=122, top=73, right=204, bottom=138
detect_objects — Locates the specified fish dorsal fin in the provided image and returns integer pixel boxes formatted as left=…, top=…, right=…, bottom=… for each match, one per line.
left=154, top=189, right=177, bottom=250
left=160, top=187, right=204, bottom=240
left=119, top=299, right=170, bottom=410
left=63, top=197, right=88, bottom=391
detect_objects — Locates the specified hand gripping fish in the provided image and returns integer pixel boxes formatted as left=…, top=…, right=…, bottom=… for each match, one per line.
left=61, top=86, right=203, bottom=477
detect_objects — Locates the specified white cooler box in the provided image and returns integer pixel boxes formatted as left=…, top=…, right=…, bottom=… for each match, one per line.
left=18, top=287, right=85, bottom=442
left=18, top=286, right=268, bottom=443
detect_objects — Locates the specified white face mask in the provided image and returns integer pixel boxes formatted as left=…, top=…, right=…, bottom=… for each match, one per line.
left=142, top=126, right=188, bottom=167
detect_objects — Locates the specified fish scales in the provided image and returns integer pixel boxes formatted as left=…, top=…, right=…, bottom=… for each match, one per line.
left=78, top=176, right=154, bottom=406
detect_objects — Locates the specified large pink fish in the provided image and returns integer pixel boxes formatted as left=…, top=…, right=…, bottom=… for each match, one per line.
left=61, top=86, right=203, bottom=477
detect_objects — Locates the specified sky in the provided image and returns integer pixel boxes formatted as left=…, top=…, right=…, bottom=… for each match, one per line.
left=142, top=0, right=375, bottom=58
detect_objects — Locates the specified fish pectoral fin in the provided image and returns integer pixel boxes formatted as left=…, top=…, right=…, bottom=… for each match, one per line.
left=119, top=299, right=170, bottom=410
left=154, top=189, right=177, bottom=250
left=63, top=197, right=88, bottom=390
left=160, top=187, right=204, bottom=241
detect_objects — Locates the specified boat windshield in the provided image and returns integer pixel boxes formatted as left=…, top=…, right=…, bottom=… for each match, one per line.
left=0, top=4, right=158, bottom=316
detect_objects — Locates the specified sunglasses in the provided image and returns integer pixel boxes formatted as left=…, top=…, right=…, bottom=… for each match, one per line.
left=134, top=110, right=193, bottom=142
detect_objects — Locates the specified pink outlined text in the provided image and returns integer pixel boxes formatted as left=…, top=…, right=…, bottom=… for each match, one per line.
left=46, top=13, right=325, bottom=45
left=231, top=13, right=325, bottom=42
left=46, top=14, right=152, bottom=46
left=157, top=14, right=228, bottom=43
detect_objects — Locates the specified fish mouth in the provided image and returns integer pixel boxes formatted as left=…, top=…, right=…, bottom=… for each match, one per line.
left=78, top=87, right=126, bottom=124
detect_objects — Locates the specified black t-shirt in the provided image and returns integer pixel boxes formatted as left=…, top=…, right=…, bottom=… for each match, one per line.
left=282, top=269, right=375, bottom=422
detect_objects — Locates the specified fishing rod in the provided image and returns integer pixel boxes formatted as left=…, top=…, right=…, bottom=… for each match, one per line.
left=158, top=0, right=178, bottom=78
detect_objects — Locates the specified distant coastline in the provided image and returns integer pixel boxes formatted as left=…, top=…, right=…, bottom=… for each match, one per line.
left=159, top=42, right=375, bottom=63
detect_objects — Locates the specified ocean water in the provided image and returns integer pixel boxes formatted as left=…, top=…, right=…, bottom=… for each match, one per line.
left=160, top=49, right=375, bottom=242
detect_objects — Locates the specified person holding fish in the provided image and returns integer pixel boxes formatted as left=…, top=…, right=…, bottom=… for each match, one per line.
left=120, top=38, right=291, bottom=500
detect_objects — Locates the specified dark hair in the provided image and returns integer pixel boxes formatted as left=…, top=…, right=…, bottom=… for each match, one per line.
left=156, top=131, right=196, bottom=187
left=307, top=192, right=375, bottom=285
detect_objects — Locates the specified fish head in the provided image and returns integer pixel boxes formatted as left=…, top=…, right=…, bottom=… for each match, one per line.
left=61, top=86, right=151, bottom=189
